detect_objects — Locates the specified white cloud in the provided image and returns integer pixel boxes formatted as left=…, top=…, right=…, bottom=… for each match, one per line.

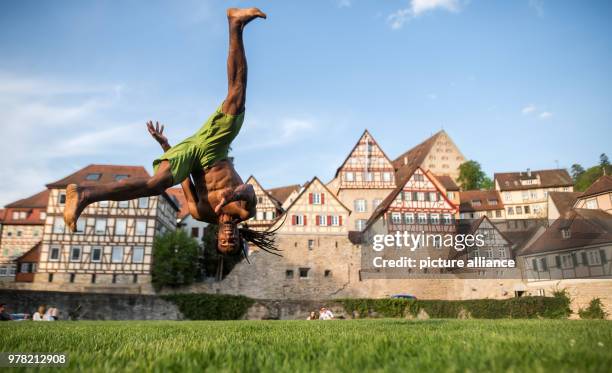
left=388, top=0, right=462, bottom=29
left=0, top=72, right=140, bottom=206
left=234, top=116, right=318, bottom=151
left=539, top=111, right=552, bottom=119
left=529, top=0, right=544, bottom=17
left=521, top=104, right=537, bottom=115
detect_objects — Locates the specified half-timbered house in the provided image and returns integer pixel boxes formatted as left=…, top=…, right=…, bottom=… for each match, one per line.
left=245, top=176, right=283, bottom=231
left=34, top=165, right=178, bottom=293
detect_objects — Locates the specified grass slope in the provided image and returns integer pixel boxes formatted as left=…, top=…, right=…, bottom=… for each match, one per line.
left=1, top=320, right=611, bottom=372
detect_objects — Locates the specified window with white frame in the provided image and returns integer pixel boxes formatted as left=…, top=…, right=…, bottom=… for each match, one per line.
left=430, top=214, right=440, bottom=225
left=118, top=200, right=129, bottom=208
left=414, top=174, right=424, bottom=182
left=91, top=247, right=102, bottom=262
left=355, top=199, right=367, bottom=212
left=586, top=199, right=598, bottom=209
left=383, top=172, right=392, bottom=182
left=561, top=254, right=573, bottom=269
left=58, top=192, right=66, bottom=205
left=345, top=172, right=354, bottom=181
left=417, top=192, right=425, bottom=201
left=522, top=191, right=529, bottom=200
left=507, top=207, right=514, bottom=215
left=442, top=214, right=452, bottom=225
left=504, top=192, right=511, bottom=201
left=364, top=172, right=373, bottom=182
left=331, top=215, right=340, bottom=226
left=404, top=213, right=415, bottom=224
left=498, top=248, right=506, bottom=258
left=356, top=219, right=367, bottom=231
left=318, top=215, right=327, bottom=226
left=76, top=219, right=86, bottom=234
left=429, top=192, right=437, bottom=201
left=49, top=247, right=60, bottom=261
left=417, top=213, right=427, bottom=224
left=40, top=212, right=47, bottom=220
left=588, top=250, right=602, bottom=265
left=135, top=220, right=147, bottom=236
left=312, top=193, right=321, bottom=205
left=516, top=206, right=523, bottom=214
left=484, top=248, right=493, bottom=258
left=53, top=218, right=65, bottom=234
left=99, top=200, right=109, bottom=208
left=391, top=213, right=402, bottom=224
left=95, top=219, right=107, bottom=235
left=138, top=197, right=149, bottom=209
left=404, top=192, right=412, bottom=201
left=256, top=211, right=264, bottom=221
left=115, top=219, right=127, bottom=235
left=112, top=247, right=123, bottom=263
left=132, top=246, right=144, bottom=263
left=447, top=192, right=455, bottom=199
left=70, top=247, right=81, bottom=262
left=265, top=211, right=275, bottom=220
left=294, top=215, right=304, bottom=226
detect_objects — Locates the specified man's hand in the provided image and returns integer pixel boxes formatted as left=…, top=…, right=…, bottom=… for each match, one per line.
left=146, top=121, right=170, bottom=151
left=214, top=184, right=256, bottom=222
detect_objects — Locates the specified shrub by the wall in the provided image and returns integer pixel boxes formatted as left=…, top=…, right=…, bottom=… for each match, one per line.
left=340, top=294, right=572, bottom=319
left=579, top=298, right=607, bottom=319
left=162, top=293, right=254, bottom=320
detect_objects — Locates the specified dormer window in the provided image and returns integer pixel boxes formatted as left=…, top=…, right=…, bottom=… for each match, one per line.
left=114, top=174, right=129, bottom=181
left=561, top=228, right=571, bottom=239
left=488, top=199, right=498, bottom=205
left=86, top=173, right=102, bottom=181
left=472, top=200, right=482, bottom=207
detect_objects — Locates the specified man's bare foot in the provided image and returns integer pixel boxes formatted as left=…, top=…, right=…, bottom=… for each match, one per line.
left=64, top=184, right=86, bottom=232
left=227, top=7, right=266, bottom=26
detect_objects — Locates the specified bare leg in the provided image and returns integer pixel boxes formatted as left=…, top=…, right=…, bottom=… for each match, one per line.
left=222, top=8, right=266, bottom=115
left=64, top=161, right=174, bottom=231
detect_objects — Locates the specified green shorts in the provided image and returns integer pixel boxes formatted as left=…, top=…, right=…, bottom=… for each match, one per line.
left=153, top=104, right=245, bottom=185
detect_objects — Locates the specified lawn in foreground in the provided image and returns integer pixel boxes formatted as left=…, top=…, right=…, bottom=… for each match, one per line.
left=1, top=319, right=611, bottom=372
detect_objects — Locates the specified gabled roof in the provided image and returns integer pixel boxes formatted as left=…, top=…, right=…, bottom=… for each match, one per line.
left=5, top=190, right=50, bottom=209
left=520, top=208, right=612, bottom=256
left=165, top=188, right=190, bottom=220
left=436, top=175, right=459, bottom=191
left=494, top=169, right=573, bottom=191
left=459, top=190, right=504, bottom=212
left=280, top=176, right=352, bottom=215
left=334, top=129, right=394, bottom=178
left=246, top=176, right=282, bottom=210
left=549, top=191, right=582, bottom=216
left=267, top=184, right=301, bottom=205
left=46, top=164, right=150, bottom=188
left=364, top=165, right=457, bottom=231
left=392, top=130, right=444, bottom=172
left=580, top=175, right=612, bottom=199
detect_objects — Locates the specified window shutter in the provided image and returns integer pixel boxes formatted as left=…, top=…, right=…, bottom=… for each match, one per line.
left=581, top=252, right=588, bottom=266
left=555, top=256, right=561, bottom=268
left=532, top=259, right=538, bottom=271
left=321, top=193, right=325, bottom=204
left=309, top=193, right=313, bottom=204
left=316, top=215, right=320, bottom=226
left=339, top=216, right=343, bottom=226
left=327, top=215, right=332, bottom=226
left=571, top=253, right=578, bottom=267
left=600, top=250, right=607, bottom=264
left=303, top=215, right=307, bottom=226
left=292, top=215, right=296, bottom=225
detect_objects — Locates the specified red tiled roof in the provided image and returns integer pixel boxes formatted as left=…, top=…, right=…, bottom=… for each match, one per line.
left=392, top=131, right=444, bottom=172
left=16, top=242, right=42, bottom=263
left=5, top=190, right=49, bottom=208
left=165, top=188, right=190, bottom=219
left=459, top=190, right=504, bottom=212
left=520, top=209, right=612, bottom=256
left=267, top=184, right=301, bottom=204
left=548, top=191, right=582, bottom=216
left=494, top=169, right=573, bottom=191
left=436, top=175, right=459, bottom=191
left=46, top=164, right=150, bottom=188
left=580, top=175, right=612, bottom=199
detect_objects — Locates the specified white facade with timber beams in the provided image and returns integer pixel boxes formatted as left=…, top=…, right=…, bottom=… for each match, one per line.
left=33, top=165, right=178, bottom=293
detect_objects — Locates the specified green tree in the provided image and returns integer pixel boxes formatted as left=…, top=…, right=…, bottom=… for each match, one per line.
left=151, top=230, right=200, bottom=291
left=570, top=163, right=585, bottom=181
left=574, top=153, right=612, bottom=192
left=457, top=161, right=492, bottom=190
left=600, top=153, right=610, bottom=167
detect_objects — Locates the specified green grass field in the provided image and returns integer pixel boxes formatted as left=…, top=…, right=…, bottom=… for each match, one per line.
left=2, top=320, right=611, bottom=372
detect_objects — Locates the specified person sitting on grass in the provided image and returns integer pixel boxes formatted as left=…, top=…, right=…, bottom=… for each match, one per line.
left=0, top=303, right=12, bottom=321
left=32, top=305, right=46, bottom=321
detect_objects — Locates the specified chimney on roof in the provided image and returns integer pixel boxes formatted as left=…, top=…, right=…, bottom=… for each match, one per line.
left=527, top=168, right=531, bottom=177
left=404, top=157, right=408, bottom=165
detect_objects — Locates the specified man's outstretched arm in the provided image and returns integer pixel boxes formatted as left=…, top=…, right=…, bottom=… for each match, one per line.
left=147, top=121, right=202, bottom=220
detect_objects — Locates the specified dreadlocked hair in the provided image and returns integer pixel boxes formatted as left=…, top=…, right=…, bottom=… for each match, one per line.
left=239, top=226, right=282, bottom=256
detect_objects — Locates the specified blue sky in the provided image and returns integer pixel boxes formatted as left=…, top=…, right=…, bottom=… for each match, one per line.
left=0, top=0, right=610, bottom=206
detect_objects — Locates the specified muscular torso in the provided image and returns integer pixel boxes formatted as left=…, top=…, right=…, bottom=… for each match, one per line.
left=191, top=160, right=253, bottom=224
